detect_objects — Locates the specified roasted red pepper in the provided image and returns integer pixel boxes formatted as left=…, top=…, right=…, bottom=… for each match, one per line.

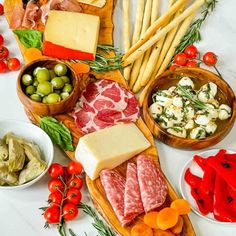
left=213, top=175, right=236, bottom=222
left=200, top=165, right=215, bottom=194
left=225, top=153, right=236, bottom=162
left=193, top=154, right=207, bottom=170
left=184, top=168, right=213, bottom=215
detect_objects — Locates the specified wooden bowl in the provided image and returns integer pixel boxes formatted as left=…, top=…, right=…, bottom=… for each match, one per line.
left=17, top=58, right=81, bottom=116
left=143, top=67, right=236, bottom=150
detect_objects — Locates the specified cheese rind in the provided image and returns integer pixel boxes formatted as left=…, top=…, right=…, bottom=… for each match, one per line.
left=75, top=123, right=151, bottom=180
left=44, top=11, right=100, bottom=59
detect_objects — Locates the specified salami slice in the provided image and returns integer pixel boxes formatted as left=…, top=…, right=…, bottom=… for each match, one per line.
left=124, top=163, right=144, bottom=216
left=100, top=169, right=137, bottom=226
left=137, top=155, right=168, bottom=212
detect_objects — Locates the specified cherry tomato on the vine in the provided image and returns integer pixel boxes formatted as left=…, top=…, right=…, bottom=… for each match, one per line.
left=174, top=53, right=188, bottom=66
left=48, top=163, right=64, bottom=178
left=169, top=64, right=179, bottom=71
left=48, top=191, right=63, bottom=206
left=186, top=60, right=199, bottom=68
left=48, top=179, right=64, bottom=193
left=68, top=176, right=83, bottom=190
left=62, top=203, right=78, bottom=221
left=7, top=58, right=20, bottom=71
left=67, top=161, right=83, bottom=175
left=0, top=46, right=9, bottom=59
left=0, top=4, right=4, bottom=15
left=66, top=188, right=82, bottom=205
left=203, top=52, right=217, bottom=66
left=184, top=45, right=198, bottom=59
left=0, top=61, right=7, bottom=73
left=0, top=35, right=4, bottom=46
left=44, top=206, right=60, bottom=224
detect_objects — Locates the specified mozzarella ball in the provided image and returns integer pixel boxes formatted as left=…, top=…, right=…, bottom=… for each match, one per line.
left=165, top=105, right=184, bottom=124
left=218, top=104, right=232, bottom=120
left=173, top=96, right=183, bottom=108
left=178, top=77, right=194, bottom=89
left=168, top=86, right=176, bottom=94
left=167, top=127, right=187, bottom=138
left=155, top=90, right=172, bottom=107
left=190, top=127, right=206, bottom=139
left=149, top=102, right=163, bottom=118
left=185, top=120, right=195, bottom=130
left=197, top=90, right=214, bottom=103
left=159, top=116, right=174, bottom=129
left=205, top=122, right=217, bottom=135
left=195, top=114, right=211, bottom=125
left=184, top=105, right=195, bottom=119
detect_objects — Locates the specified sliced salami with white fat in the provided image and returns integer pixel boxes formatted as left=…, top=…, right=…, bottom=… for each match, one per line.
left=124, top=163, right=144, bottom=216
left=137, top=155, right=168, bottom=212
left=100, top=169, right=137, bottom=226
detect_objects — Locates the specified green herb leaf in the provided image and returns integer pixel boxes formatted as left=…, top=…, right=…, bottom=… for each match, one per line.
left=13, top=29, right=43, bottom=50
left=39, top=117, right=74, bottom=151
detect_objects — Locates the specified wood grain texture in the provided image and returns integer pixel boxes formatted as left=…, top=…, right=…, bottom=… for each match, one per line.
left=4, top=0, right=196, bottom=235
left=143, top=67, right=236, bottom=150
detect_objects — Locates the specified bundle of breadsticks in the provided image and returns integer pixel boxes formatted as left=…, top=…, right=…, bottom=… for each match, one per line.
left=122, top=0, right=205, bottom=106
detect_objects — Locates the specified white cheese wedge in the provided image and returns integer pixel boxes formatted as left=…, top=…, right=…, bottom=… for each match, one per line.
left=78, top=0, right=106, bottom=8
left=75, top=123, right=151, bottom=180
left=44, top=11, right=100, bottom=58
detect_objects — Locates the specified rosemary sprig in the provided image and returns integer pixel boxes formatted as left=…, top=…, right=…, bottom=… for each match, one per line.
left=174, top=0, right=218, bottom=55
left=78, top=202, right=116, bottom=236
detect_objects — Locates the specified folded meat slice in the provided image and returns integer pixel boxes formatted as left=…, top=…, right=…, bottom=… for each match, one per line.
left=10, top=5, right=25, bottom=29
left=100, top=169, right=137, bottom=226
left=137, top=155, right=168, bottom=212
left=124, top=163, right=144, bottom=216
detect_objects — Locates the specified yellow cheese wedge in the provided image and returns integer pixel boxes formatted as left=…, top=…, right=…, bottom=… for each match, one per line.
left=78, top=0, right=106, bottom=8
left=75, top=123, right=151, bottom=180
left=44, top=10, right=100, bottom=60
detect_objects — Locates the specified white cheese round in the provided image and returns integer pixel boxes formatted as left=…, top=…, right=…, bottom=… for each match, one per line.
left=205, top=122, right=217, bottom=135
left=195, top=114, right=211, bottom=125
left=173, top=96, right=183, bottom=108
left=168, top=86, right=176, bottom=94
left=149, top=102, right=163, bottom=118
left=184, top=105, right=195, bottom=119
left=167, top=127, right=187, bottom=138
left=197, top=90, right=214, bottom=103
left=178, top=77, right=194, bottom=89
left=185, top=120, right=195, bottom=130
left=218, top=104, right=232, bottom=120
left=190, top=127, right=206, bottom=139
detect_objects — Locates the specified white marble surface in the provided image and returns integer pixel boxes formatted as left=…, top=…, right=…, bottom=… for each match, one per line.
left=0, top=0, right=236, bottom=235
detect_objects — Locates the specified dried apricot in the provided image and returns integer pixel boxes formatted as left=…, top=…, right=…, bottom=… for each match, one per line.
left=144, top=211, right=159, bottom=229
left=131, top=223, right=153, bottom=236
left=171, top=216, right=184, bottom=234
left=170, top=199, right=191, bottom=215
left=153, top=229, right=175, bottom=236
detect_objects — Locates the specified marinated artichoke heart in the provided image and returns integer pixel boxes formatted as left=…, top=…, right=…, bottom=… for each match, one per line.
left=0, top=170, right=18, bottom=186
left=24, top=142, right=42, bottom=161
left=0, top=139, right=8, bottom=161
left=8, top=139, right=25, bottom=172
left=19, top=159, right=47, bottom=185
left=0, top=179, right=6, bottom=186
left=0, top=161, right=9, bottom=171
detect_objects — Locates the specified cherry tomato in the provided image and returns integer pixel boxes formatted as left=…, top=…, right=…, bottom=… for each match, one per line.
left=0, top=35, right=4, bottom=46
left=169, top=64, right=179, bottom=71
left=66, top=188, right=82, bottom=205
left=0, top=46, right=9, bottom=59
left=0, top=61, right=7, bottom=73
left=174, top=53, right=187, bottom=66
left=48, top=179, right=64, bottom=193
left=68, top=176, right=83, bottom=190
left=67, top=161, right=83, bottom=175
left=48, top=191, right=63, bottom=206
left=0, top=4, right=4, bottom=15
left=7, top=58, right=20, bottom=71
left=203, top=52, right=217, bottom=66
left=62, top=203, right=78, bottom=221
left=44, top=206, right=60, bottom=224
left=48, top=163, right=64, bottom=178
left=186, top=60, right=199, bottom=68
left=184, top=45, right=198, bottom=58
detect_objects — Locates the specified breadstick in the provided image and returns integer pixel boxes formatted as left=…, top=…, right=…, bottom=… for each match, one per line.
left=151, top=0, right=160, bottom=24
left=123, top=0, right=205, bottom=66
left=123, top=0, right=186, bottom=61
left=129, top=0, right=152, bottom=88
left=122, top=0, right=131, bottom=80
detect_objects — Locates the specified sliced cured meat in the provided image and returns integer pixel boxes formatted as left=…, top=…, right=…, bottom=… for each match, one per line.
left=100, top=169, right=137, bottom=226
left=124, top=163, right=144, bottom=216
left=10, top=5, right=25, bottom=29
left=74, top=79, right=140, bottom=134
left=137, top=155, right=168, bottom=212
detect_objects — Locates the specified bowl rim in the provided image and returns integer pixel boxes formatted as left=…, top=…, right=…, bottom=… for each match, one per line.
left=143, top=67, right=236, bottom=144
left=0, top=119, right=54, bottom=190
left=17, top=58, right=79, bottom=106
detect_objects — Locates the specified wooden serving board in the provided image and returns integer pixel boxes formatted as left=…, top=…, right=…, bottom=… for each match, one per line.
left=4, top=0, right=195, bottom=235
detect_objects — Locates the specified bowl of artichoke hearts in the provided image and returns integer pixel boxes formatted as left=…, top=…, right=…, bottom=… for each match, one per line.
left=0, top=120, right=53, bottom=190
left=143, top=68, right=236, bottom=150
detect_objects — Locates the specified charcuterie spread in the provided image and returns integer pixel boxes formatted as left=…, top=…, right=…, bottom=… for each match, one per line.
left=1, top=0, right=236, bottom=235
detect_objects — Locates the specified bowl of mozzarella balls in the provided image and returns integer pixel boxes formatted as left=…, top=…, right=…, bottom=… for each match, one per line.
left=143, top=67, right=236, bottom=150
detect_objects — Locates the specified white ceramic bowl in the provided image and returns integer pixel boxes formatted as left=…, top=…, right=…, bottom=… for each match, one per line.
left=0, top=120, right=54, bottom=190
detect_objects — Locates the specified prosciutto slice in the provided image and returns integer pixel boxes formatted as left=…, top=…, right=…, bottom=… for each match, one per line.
left=10, top=5, right=25, bottom=29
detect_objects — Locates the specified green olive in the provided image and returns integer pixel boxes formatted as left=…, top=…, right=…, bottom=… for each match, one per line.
left=61, top=92, right=70, bottom=100
left=49, top=69, right=56, bottom=80
left=54, top=63, right=67, bottom=76
left=33, top=80, right=39, bottom=87
left=42, top=96, right=48, bottom=104
left=47, top=93, right=61, bottom=104
left=33, top=67, right=41, bottom=77
left=30, top=94, right=42, bottom=102
left=22, top=74, right=33, bottom=86
left=61, top=76, right=70, bottom=84
left=25, top=85, right=36, bottom=95
left=63, top=83, right=73, bottom=93
left=51, top=77, right=65, bottom=89
left=37, top=81, right=53, bottom=96
left=36, top=68, right=50, bottom=83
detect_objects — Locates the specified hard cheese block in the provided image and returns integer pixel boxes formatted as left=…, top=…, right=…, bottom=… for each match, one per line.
left=43, top=10, right=100, bottom=60
left=75, top=123, right=151, bottom=180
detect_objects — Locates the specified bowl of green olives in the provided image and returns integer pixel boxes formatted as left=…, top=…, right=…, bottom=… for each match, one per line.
left=17, top=59, right=81, bottom=116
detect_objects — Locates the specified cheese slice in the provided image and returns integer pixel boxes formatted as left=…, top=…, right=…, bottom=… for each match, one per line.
left=78, top=0, right=106, bottom=8
left=75, top=123, right=151, bottom=180
left=43, top=10, right=100, bottom=60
